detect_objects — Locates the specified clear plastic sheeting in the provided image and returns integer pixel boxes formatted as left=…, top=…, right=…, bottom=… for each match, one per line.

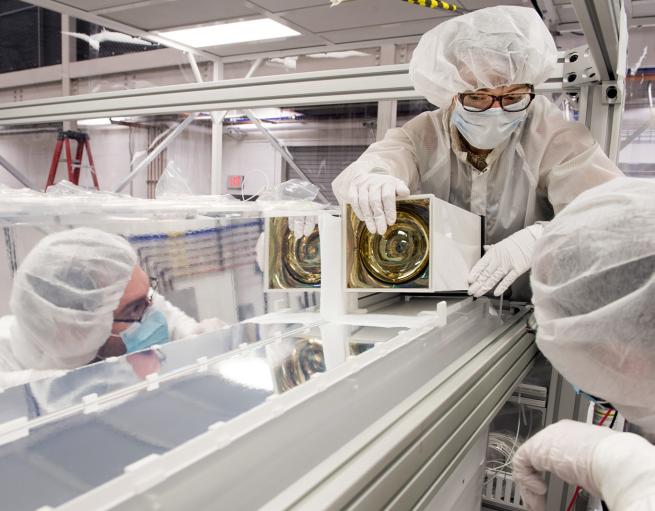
left=0, top=180, right=258, bottom=222
left=257, top=179, right=328, bottom=219
left=0, top=180, right=328, bottom=224
left=154, top=161, right=192, bottom=198
left=257, top=179, right=319, bottom=202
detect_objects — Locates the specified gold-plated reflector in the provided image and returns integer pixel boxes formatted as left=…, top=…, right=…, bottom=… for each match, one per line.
left=358, top=209, right=429, bottom=284
left=283, top=228, right=321, bottom=285
left=275, top=338, right=325, bottom=391
left=346, top=199, right=430, bottom=289
left=268, top=217, right=321, bottom=289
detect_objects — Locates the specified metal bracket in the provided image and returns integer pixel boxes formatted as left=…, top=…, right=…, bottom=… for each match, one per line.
left=562, top=45, right=600, bottom=88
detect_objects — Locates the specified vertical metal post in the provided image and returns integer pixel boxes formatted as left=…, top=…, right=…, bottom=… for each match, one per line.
left=211, top=60, right=224, bottom=194
left=376, top=45, right=397, bottom=141
left=60, top=15, right=75, bottom=132
left=570, top=0, right=628, bottom=163
left=187, top=52, right=227, bottom=195
left=544, top=370, right=589, bottom=511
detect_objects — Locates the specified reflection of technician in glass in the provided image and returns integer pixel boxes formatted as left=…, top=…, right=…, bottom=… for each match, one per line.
left=332, top=6, right=622, bottom=300
left=0, top=228, right=224, bottom=389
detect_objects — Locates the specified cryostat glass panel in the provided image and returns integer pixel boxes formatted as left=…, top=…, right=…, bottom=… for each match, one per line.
left=0, top=320, right=404, bottom=511
left=0, top=321, right=308, bottom=421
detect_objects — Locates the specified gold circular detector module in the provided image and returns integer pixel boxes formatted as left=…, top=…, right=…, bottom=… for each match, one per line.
left=358, top=209, right=429, bottom=285
left=283, top=227, right=321, bottom=285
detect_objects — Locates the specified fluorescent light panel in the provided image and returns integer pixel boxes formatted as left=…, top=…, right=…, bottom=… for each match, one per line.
left=77, top=117, right=128, bottom=126
left=159, top=19, right=300, bottom=48
left=77, top=118, right=112, bottom=126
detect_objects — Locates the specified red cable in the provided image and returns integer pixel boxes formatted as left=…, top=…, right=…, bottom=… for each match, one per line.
left=564, top=408, right=615, bottom=511
left=565, top=487, right=582, bottom=511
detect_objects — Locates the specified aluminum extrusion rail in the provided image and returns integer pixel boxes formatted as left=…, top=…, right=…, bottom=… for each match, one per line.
left=0, top=65, right=414, bottom=126
left=283, top=312, right=536, bottom=510
left=0, top=64, right=566, bottom=126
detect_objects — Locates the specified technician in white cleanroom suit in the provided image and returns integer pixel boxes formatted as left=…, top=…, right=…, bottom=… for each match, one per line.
left=0, top=228, right=225, bottom=389
left=331, top=5, right=622, bottom=300
left=511, top=177, right=655, bottom=511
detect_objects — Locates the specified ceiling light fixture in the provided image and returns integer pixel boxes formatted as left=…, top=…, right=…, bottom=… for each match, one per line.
left=77, top=117, right=129, bottom=126
left=158, top=19, right=300, bottom=48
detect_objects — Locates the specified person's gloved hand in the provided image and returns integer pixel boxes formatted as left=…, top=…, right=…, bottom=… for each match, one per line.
left=347, top=172, right=410, bottom=234
left=512, top=420, right=615, bottom=511
left=468, top=223, right=544, bottom=297
left=288, top=216, right=318, bottom=240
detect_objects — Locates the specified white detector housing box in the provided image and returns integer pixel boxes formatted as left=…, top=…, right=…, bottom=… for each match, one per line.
left=344, top=194, right=482, bottom=293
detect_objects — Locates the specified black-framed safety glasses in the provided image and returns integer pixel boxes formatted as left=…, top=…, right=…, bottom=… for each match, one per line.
left=113, top=277, right=158, bottom=324
left=458, top=86, right=535, bottom=113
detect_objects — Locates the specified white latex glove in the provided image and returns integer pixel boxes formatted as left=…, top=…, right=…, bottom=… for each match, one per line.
left=512, top=420, right=614, bottom=511
left=468, top=223, right=544, bottom=298
left=347, top=172, right=410, bottom=234
left=288, top=216, right=317, bottom=239
left=514, top=420, right=655, bottom=511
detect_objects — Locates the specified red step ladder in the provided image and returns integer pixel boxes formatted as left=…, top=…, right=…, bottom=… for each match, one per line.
left=46, top=130, right=100, bottom=189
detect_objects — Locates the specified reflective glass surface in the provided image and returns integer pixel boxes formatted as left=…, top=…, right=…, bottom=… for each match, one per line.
left=0, top=321, right=307, bottom=421
left=0, top=319, right=404, bottom=511
left=92, top=298, right=524, bottom=511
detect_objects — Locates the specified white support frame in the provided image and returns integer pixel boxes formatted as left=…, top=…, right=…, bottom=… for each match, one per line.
left=546, top=2, right=628, bottom=511
left=570, top=0, right=628, bottom=163
left=211, top=60, right=224, bottom=195
left=376, top=44, right=398, bottom=141
left=0, top=64, right=566, bottom=126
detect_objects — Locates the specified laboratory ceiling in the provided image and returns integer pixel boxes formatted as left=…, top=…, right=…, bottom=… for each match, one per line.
left=20, top=0, right=655, bottom=59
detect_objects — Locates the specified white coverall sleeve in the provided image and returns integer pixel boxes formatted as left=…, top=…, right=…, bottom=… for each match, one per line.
left=332, top=113, right=429, bottom=203
left=535, top=100, right=623, bottom=215
left=593, top=433, right=655, bottom=511
left=513, top=421, right=655, bottom=511
left=152, top=293, right=226, bottom=340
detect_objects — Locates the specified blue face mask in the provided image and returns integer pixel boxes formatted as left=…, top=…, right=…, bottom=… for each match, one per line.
left=120, top=307, right=170, bottom=353
left=451, top=101, right=527, bottom=150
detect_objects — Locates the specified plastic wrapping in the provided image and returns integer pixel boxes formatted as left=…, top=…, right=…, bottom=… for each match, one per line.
left=257, top=179, right=320, bottom=202
left=256, top=179, right=325, bottom=217
left=155, top=161, right=192, bottom=199
left=0, top=180, right=260, bottom=222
